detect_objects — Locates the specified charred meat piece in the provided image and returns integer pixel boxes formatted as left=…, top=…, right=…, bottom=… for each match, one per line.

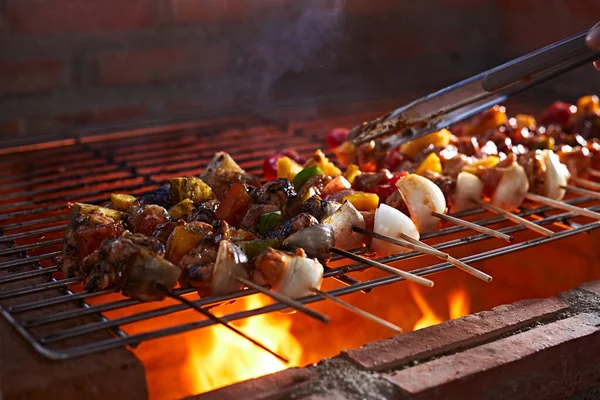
left=200, top=152, right=261, bottom=199
left=517, top=151, right=546, bottom=195
left=55, top=203, right=126, bottom=277
left=153, top=221, right=178, bottom=244
left=254, top=178, right=297, bottom=208
left=178, top=240, right=219, bottom=296
left=253, top=248, right=323, bottom=298
left=127, top=204, right=170, bottom=236
left=352, top=170, right=392, bottom=192
left=266, top=213, right=318, bottom=240
left=185, top=199, right=219, bottom=224
left=82, top=234, right=179, bottom=301
left=558, top=147, right=592, bottom=178
left=385, top=189, right=410, bottom=216
left=298, top=175, right=332, bottom=199
left=456, top=136, right=480, bottom=157
left=217, top=220, right=257, bottom=242
left=421, top=171, right=457, bottom=210
left=441, top=153, right=469, bottom=178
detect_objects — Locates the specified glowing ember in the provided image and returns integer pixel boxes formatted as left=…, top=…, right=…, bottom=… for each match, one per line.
left=410, top=285, right=470, bottom=331
left=185, top=293, right=303, bottom=394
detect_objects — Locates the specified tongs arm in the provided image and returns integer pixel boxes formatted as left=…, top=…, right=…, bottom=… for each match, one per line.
left=351, top=30, right=600, bottom=150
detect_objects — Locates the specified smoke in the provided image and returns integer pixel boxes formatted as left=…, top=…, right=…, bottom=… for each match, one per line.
left=234, top=0, right=345, bottom=106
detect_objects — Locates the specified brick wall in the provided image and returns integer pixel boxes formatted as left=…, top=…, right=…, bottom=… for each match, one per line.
left=0, top=0, right=598, bottom=139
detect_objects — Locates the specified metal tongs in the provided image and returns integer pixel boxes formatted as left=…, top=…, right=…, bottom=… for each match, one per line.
left=350, top=30, right=600, bottom=149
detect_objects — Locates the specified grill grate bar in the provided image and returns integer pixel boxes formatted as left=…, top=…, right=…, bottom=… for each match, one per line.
left=0, top=266, right=59, bottom=284
left=0, top=252, right=60, bottom=270
left=0, top=277, right=83, bottom=300
left=0, top=239, right=63, bottom=256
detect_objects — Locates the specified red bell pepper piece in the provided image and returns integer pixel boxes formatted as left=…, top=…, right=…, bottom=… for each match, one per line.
left=214, top=182, right=253, bottom=227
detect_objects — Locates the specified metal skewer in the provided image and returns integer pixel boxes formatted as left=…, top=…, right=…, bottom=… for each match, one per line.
left=572, top=176, right=600, bottom=191
left=561, top=185, right=600, bottom=200
left=431, top=211, right=514, bottom=242
left=155, top=284, right=289, bottom=363
left=525, top=192, right=600, bottom=220
left=397, top=232, right=493, bottom=283
left=329, top=247, right=434, bottom=287
left=232, top=275, right=330, bottom=323
left=309, top=287, right=402, bottom=334
left=473, top=199, right=555, bottom=237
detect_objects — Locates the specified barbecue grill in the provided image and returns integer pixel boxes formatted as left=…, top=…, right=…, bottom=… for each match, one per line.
left=2, top=96, right=600, bottom=399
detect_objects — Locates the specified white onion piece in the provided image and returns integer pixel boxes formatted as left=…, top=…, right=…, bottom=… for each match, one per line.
left=371, top=204, right=419, bottom=257
left=453, top=172, right=484, bottom=213
left=322, top=201, right=341, bottom=219
left=396, top=174, right=447, bottom=233
left=491, top=162, right=529, bottom=211
left=275, top=256, right=323, bottom=298
left=323, top=201, right=365, bottom=250
left=211, top=240, right=249, bottom=295
left=542, top=150, right=570, bottom=200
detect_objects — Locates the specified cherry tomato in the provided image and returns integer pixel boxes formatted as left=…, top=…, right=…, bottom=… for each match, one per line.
left=369, top=184, right=396, bottom=202
left=326, top=128, right=349, bottom=150
left=381, top=149, right=404, bottom=171
left=277, top=148, right=304, bottom=164
left=386, top=172, right=409, bottom=186
left=539, top=101, right=576, bottom=128
left=262, top=154, right=281, bottom=181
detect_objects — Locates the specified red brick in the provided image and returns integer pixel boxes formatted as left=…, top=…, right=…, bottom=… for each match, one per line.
left=342, top=297, right=568, bottom=371
left=0, top=58, right=62, bottom=95
left=95, top=47, right=227, bottom=86
left=386, top=313, right=600, bottom=400
left=578, top=280, right=600, bottom=297
left=188, top=368, right=315, bottom=400
left=6, top=0, right=151, bottom=35
left=55, top=106, right=147, bottom=127
left=170, top=0, right=298, bottom=24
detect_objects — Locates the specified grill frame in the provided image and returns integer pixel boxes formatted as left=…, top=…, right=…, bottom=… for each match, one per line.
left=1, top=105, right=599, bottom=362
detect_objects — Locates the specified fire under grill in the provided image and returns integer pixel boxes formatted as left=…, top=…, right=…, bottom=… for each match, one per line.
left=2, top=100, right=600, bottom=398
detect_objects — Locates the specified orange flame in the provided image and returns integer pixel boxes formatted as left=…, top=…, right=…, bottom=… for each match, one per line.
left=410, top=285, right=470, bottom=331
left=185, top=293, right=303, bottom=394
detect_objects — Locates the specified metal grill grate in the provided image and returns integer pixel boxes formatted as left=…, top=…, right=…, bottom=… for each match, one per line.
left=1, top=107, right=600, bottom=361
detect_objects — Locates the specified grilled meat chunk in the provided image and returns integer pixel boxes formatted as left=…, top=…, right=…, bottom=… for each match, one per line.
left=55, top=203, right=126, bottom=277
left=517, top=151, right=546, bottom=195
left=200, top=152, right=261, bottom=199
left=254, top=178, right=297, bottom=208
left=266, top=213, right=318, bottom=240
left=352, top=170, right=392, bottom=192
left=421, top=171, right=457, bottom=210
left=82, top=234, right=179, bottom=301
left=127, top=204, right=170, bottom=236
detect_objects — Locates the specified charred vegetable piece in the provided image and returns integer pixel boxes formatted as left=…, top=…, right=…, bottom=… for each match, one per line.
left=321, top=176, right=351, bottom=198
left=462, top=155, right=500, bottom=174
left=169, top=177, right=214, bottom=205
left=121, top=248, right=180, bottom=301
left=399, top=128, right=452, bottom=158
left=292, top=166, right=323, bottom=191
left=283, top=224, right=334, bottom=260
left=214, top=182, right=253, bottom=226
left=110, top=194, right=137, bottom=211
left=256, top=211, right=283, bottom=236
left=239, top=238, right=280, bottom=259
left=254, top=248, right=323, bottom=298
left=514, top=114, right=537, bottom=130
left=304, top=149, right=342, bottom=177
left=166, top=222, right=213, bottom=265
left=169, top=199, right=196, bottom=219
left=211, top=240, right=249, bottom=296
left=73, top=202, right=126, bottom=221
left=342, top=192, right=379, bottom=212
left=322, top=200, right=365, bottom=250
left=343, top=164, right=361, bottom=185
left=204, top=152, right=244, bottom=174
left=532, top=136, right=555, bottom=151
left=276, top=156, right=304, bottom=181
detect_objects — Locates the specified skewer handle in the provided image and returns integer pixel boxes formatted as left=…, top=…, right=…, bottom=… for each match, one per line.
left=330, top=247, right=434, bottom=288
left=353, top=226, right=447, bottom=258
left=525, top=193, right=600, bottom=220
left=431, top=211, right=514, bottom=242
left=473, top=199, right=555, bottom=237
left=233, top=276, right=330, bottom=323
left=562, top=185, right=600, bottom=200
left=310, top=288, right=402, bottom=334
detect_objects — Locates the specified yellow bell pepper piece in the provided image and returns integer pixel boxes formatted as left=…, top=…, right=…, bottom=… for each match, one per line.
left=343, top=164, right=361, bottom=185
left=169, top=198, right=195, bottom=219
left=399, top=128, right=452, bottom=158
left=342, top=192, right=379, bottom=211
left=110, top=194, right=137, bottom=211
left=576, top=95, right=600, bottom=115
left=304, top=149, right=342, bottom=177
left=277, top=156, right=303, bottom=181
left=416, top=153, right=443, bottom=175
left=169, top=177, right=214, bottom=204
left=462, top=156, right=500, bottom=174
left=514, top=114, right=537, bottom=130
